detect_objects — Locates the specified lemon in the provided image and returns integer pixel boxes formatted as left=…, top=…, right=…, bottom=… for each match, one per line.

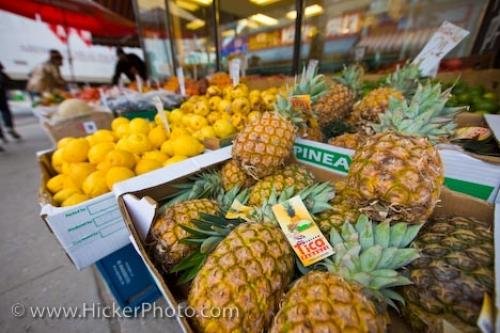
left=148, top=126, right=169, bottom=148
left=143, top=150, right=168, bottom=163
left=66, top=162, right=96, bottom=188
left=123, top=133, right=152, bottom=154
left=115, top=138, right=129, bottom=151
left=129, top=118, right=151, bottom=135
left=213, top=119, right=236, bottom=139
left=62, top=138, right=90, bottom=163
left=168, top=109, right=184, bottom=125
left=47, top=174, right=67, bottom=194
left=96, top=160, right=112, bottom=172
left=193, top=100, right=210, bottom=116
left=114, top=123, right=130, bottom=139
left=88, top=142, right=115, bottom=164
left=188, top=114, right=208, bottom=131
left=231, top=112, right=246, bottom=128
left=57, top=137, right=75, bottom=149
left=53, top=188, right=80, bottom=205
left=164, top=155, right=187, bottom=166
left=206, top=111, right=220, bottom=125
left=208, top=96, right=222, bottom=111
left=111, top=117, right=129, bottom=131
left=62, top=193, right=90, bottom=207
left=182, top=113, right=194, bottom=128
left=82, top=171, right=108, bottom=197
left=198, top=126, right=216, bottom=141
left=217, top=99, right=231, bottom=114
left=87, top=129, right=115, bottom=146
left=51, top=149, right=64, bottom=173
left=160, top=140, right=175, bottom=156
left=170, top=127, right=189, bottom=139
left=106, top=167, right=135, bottom=189
left=247, top=111, right=262, bottom=123
left=135, top=159, right=163, bottom=175
left=173, top=135, right=204, bottom=157
left=105, top=149, right=136, bottom=169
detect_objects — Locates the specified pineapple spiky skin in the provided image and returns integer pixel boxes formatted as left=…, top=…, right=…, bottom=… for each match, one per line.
left=248, top=164, right=315, bottom=206
left=347, top=132, right=443, bottom=223
left=327, top=132, right=364, bottom=150
left=188, top=222, right=294, bottom=333
left=314, top=83, right=355, bottom=126
left=402, top=216, right=494, bottom=333
left=349, top=87, right=404, bottom=124
left=150, top=199, right=219, bottom=270
left=220, top=160, right=255, bottom=191
left=270, top=271, right=387, bottom=333
left=232, top=111, right=296, bottom=179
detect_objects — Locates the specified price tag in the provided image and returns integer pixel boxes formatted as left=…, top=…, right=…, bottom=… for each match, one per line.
left=272, top=196, right=334, bottom=267
left=229, top=59, right=241, bottom=87
left=413, top=21, right=469, bottom=77
left=176, top=67, right=186, bottom=96
left=83, top=121, right=97, bottom=134
left=153, top=96, right=170, bottom=135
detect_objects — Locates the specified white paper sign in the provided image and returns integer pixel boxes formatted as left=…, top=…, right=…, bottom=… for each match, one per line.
left=176, top=67, right=186, bottom=96
left=413, top=21, right=469, bottom=77
left=229, top=59, right=241, bottom=86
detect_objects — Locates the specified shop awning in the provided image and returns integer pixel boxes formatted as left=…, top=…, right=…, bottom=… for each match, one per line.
left=0, top=0, right=136, bottom=37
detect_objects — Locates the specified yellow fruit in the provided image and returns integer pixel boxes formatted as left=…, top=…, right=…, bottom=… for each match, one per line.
left=217, top=99, right=231, bottom=114
left=154, top=113, right=165, bottom=126
left=206, top=85, right=222, bottom=97
left=87, top=130, right=115, bottom=146
left=232, top=97, right=251, bottom=114
left=199, top=126, right=216, bottom=140
left=168, top=109, right=184, bottom=125
left=114, top=123, right=130, bottom=139
left=188, top=114, right=208, bottom=131
left=105, top=149, right=136, bottom=169
left=67, top=162, right=96, bottom=188
left=57, top=137, right=75, bottom=149
left=62, top=138, right=90, bottom=163
left=249, top=89, right=260, bottom=99
left=161, top=140, right=175, bottom=156
left=206, top=111, right=220, bottom=125
left=247, top=110, right=262, bottom=123
left=123, top=133, right=152, bottom=154
left=208, top=96, right=222, bottom=111
left=135, top=159, right=163, bottom=175
left=53, top=188, right=79, bottom=205
left=47, top=174, right=66, bottom=194
left=170, top=127, right=189, bottom=139
left=106, top=167, right=135, bottom=189
left=231, top=112, right=246, bottom=129
left=164, top=155, right=187, bottom=166
left=128, top=118, right=151, bottom=135
left=142, top=150, right=168, bottom=163
left=213, top=119, right=236, bottom=139
left=193, top=100, right=210, bottom=116
left=148, top=126, right=169, bottom=148
left=51, top=149, right=64, bottom=173
left=111, top=117, right=129, bottom=131
left=180, top=101, right=194, bottom=113
left=172, top=135, right=204, bottom=157
left=62, top=193, right=90, bottom=207
left=96, top=160, right=112, bottom=172
left=82, top=171, right=108, bottom=197
left=88, top=142, right=115, bottom=164
left=219, top=112, right=231, bottom=121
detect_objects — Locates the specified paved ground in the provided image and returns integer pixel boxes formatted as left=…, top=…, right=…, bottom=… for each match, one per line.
left=0, top=116, right=182, bottom=333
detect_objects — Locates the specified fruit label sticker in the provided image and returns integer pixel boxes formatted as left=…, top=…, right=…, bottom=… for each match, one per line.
left=82, top=121, right=98, bottom=134
left=225, top=199, right=253, bottom=221
left=176, top=67, right=186, bottom=96
left=272, top=196, right=334, bottom=267
left=290, top=95, right=312, bottom=116
left=413, top=21, right=469, bottom=76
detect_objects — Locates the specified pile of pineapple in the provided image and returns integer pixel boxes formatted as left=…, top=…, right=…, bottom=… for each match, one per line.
left=169, top=83, right=279, bottom=143
left=146, top=72, right=493, bottom=332
left=45, top=116, right=206, bottom=207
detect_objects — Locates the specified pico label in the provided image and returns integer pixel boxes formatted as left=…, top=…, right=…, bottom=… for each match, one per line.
left=272, top=196, right=334, bottom=267
left=290, top=95, right=312, bottom=116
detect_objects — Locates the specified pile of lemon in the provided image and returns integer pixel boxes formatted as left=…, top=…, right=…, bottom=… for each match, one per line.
left=171, top=83, right=279, bottom=141
left=46, top=116, right=205, bottom=207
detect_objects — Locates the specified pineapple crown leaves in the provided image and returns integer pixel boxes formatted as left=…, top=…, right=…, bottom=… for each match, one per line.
left=162, top=171, right=223, bottom=208
left=374, top=82, right=466, bottom=142
left=334, top=65, right=364, bottom=96
left=216, top=186, right=249, bottom=214
left=293, top=65, right=328, bottom=103
left=384, top=63, right=421, bottom=94
left=312, top=215, right=422, bottom=310
left=274, top=94, right=307, bottom=129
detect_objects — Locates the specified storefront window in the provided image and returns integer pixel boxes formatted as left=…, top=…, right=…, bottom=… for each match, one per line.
left=301, top=0, right=489, bottom=73
left=218, top=0, right=297, bottom=75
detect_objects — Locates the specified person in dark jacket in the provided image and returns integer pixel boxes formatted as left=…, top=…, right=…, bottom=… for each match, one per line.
left=0, top=62, right=21, bottom=149
left=112, top=48, right=147, bottom=85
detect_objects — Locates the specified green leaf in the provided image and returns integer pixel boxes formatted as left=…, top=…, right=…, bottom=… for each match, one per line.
left=380, top=288, right=405, bottom=307
left=370, top=269, right=398, bottom=278
left=180, top=238, right=205, bottom=245
left=352, top=272, right=372, bottom=286
left=387, top=249, right=420, bottom=269
left=200, top=236, right=222, bottom=254
left=359, top=245, right=382, bottom=272
left=376, top=247, right=398, bottom=269
left=374, top=275, right=412, bottom=289
left=390, top=223, right=407, bottom=247
left=170, top=252, right=205, bottom=273
left=400, top=224, right=423, bottom=247
left=355, top=215, right=374, bottom=250
left=374, top=221, right=390, bottom=247
left=176, top=258, right=205, bottom=284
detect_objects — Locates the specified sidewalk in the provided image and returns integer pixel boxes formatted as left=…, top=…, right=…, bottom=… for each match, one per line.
left=0, top=117, right=182, bottom=333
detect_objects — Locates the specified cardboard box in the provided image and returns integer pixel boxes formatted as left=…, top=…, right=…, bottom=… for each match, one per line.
left=115, top=147, right=495, bottom=333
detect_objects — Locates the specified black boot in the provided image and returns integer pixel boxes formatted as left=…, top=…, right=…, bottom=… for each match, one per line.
left=7, top=128, right=21, bottom=141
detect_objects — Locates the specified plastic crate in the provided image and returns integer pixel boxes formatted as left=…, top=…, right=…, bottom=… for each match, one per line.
left=96, top=244, right=161, bottom=309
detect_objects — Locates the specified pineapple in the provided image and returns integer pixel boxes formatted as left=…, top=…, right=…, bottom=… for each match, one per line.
left=313, top=65, right=363, bottom=127
left=327, top=132, right=363, bottom=150
left=292, top=65, right=328, bottom=105
left=270, top=215, right=421, bottom=333
left=232, top=95, right=299, bottom=179
left=220, top=160, right=255, bottom=191
left=346, top=83, right=464, bottom=223
left=298, top=116, right=324, bottom=142
left=248, top=164, right=314, bottom=206
left=349, top=64, right=420, bottom=125
left=402, top=216, right=494, bottom=332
